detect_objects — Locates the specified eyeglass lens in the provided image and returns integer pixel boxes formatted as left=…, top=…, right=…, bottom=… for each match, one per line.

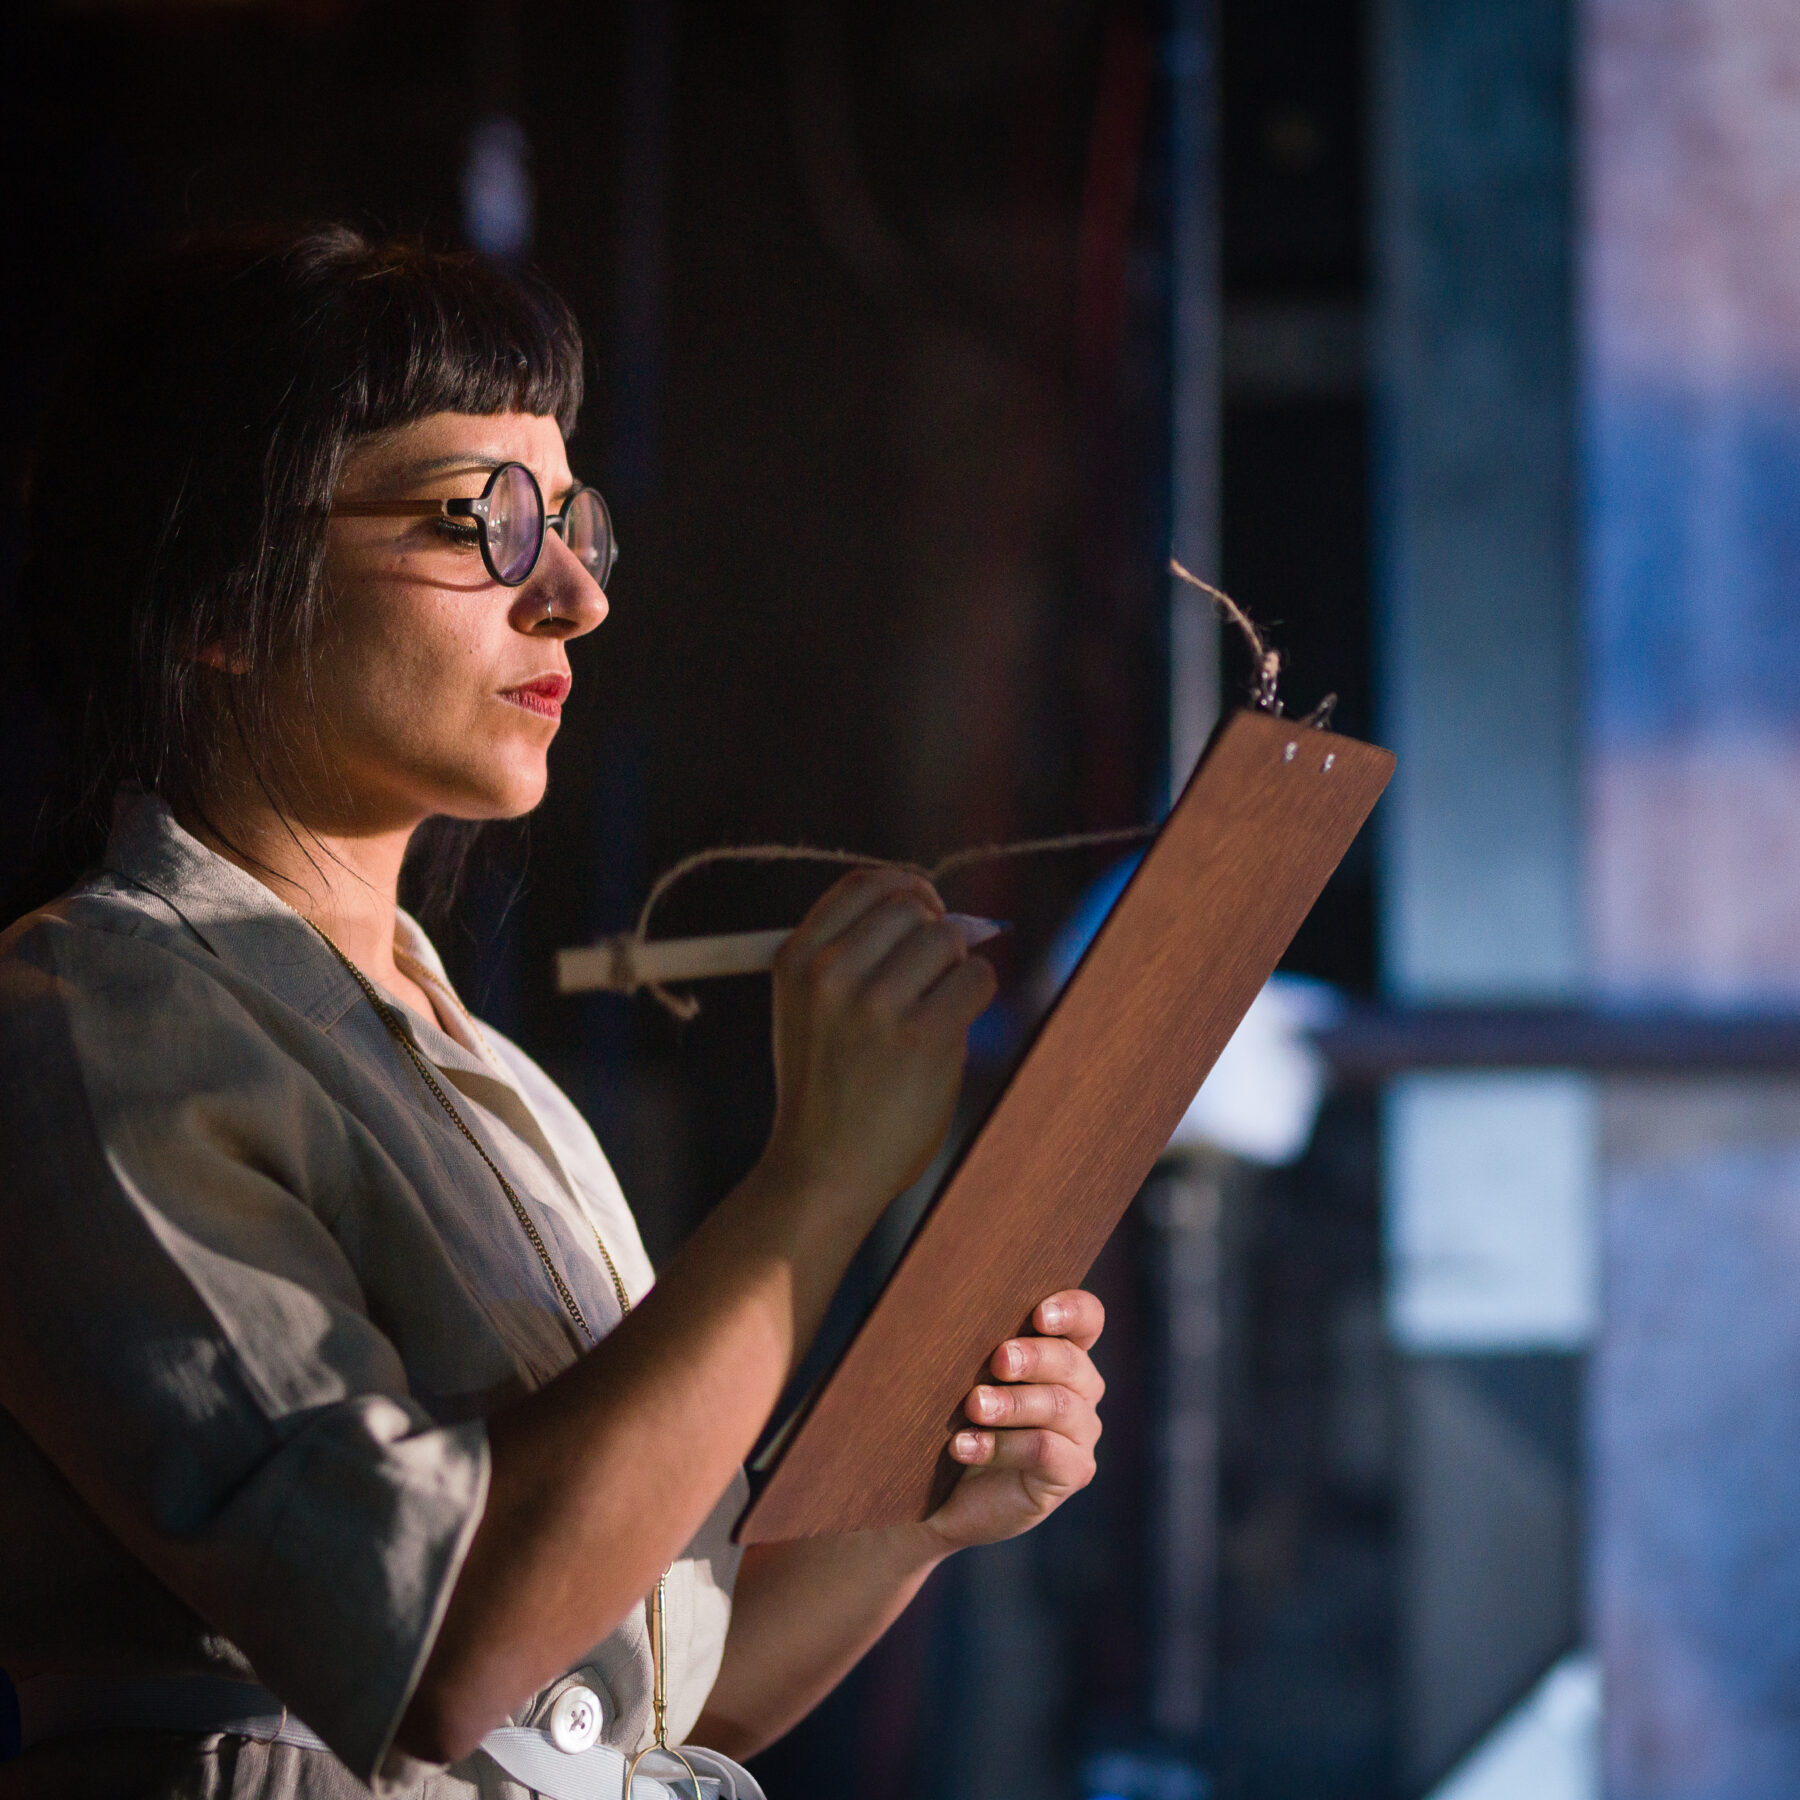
left=487, top=462, right=546, bottom=585
left=559, top=489, right=615, bottom=583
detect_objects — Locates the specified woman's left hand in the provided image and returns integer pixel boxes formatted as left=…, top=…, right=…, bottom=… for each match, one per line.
left=921, top=1289, right=1105, bottom=1552
left=694, top=1289, right=1104, bottom=1755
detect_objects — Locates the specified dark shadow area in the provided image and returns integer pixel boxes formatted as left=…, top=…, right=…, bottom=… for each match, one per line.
left=0, top=1, right=1393, bottom=1795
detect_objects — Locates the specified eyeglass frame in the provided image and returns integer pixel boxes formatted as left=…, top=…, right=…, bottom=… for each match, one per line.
left=329, top=460, right=619, bottom=589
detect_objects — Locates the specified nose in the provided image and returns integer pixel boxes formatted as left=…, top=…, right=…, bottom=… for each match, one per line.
left=510, top=530, right=609, bottom=638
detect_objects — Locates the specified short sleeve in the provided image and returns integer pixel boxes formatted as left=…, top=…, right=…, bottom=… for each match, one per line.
left=0, top=915, right=490, bottom=1784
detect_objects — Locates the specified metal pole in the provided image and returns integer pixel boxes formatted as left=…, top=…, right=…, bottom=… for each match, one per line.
left=1146, top=1152, right=1225, bottom=1744
left=1167, top=0, right=1221, bottom=798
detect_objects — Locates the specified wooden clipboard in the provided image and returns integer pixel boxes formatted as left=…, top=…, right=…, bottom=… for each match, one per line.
left=734, top=709, right=1395, bottom=1544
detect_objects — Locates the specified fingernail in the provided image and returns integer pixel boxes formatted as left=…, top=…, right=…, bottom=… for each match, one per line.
left=1041, top=1301, right=1065, bottom=1331
left=953, top=1431, right=984, bottom=1459
left=1001, top=1343, right=1024, bottom=1378
left=972, top=1385, right=997, bottom=1419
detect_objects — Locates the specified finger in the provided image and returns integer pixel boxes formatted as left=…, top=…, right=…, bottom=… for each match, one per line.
left=910, top=951, right=998, bottom=1037
left=865, top=913, right=972, bottom=1012
left=1031, top=1289, right=1105, bottom=1352
left=948, top=1425, right=1097, bottom=1495
left=988, top=1335, right=1105, bottom=1400
left=964, top=1381, right=1101, bottom=1447
left=785, top=867, right=943, bottom=959
left=820, top=890, right=952, bottom=988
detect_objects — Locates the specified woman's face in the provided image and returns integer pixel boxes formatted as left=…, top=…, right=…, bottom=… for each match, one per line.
left=306, top=410, right=608, bottom=830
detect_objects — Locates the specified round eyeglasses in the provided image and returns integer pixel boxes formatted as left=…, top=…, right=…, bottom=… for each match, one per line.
left=331, top=461, right=618, bottom=589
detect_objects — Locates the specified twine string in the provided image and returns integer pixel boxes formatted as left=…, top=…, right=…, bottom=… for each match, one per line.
left=1170, top=557, right=1281, bottom=714
left=614, top=569, right=1281, bottom=1020
left=623, top=828, right=1156, bottom=1020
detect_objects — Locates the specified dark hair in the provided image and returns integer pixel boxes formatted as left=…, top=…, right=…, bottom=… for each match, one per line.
left=14, top=223, right=584, bottom=917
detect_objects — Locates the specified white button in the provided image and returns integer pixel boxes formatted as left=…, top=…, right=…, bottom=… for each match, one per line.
left=548, top=1684, right=602, bottom=1753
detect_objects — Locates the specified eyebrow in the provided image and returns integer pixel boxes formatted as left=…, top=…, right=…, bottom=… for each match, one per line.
left=389, top=453, right=579, bottom=497
left=401, top=454, right=505, bottom=478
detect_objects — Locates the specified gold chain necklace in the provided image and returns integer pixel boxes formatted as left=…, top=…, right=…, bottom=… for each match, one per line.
left=311, top=920, right=690, bottom=1785
left=308, top=922, right=630, bottom=1333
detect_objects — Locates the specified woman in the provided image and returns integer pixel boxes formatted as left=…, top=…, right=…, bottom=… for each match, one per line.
left=0, top=226, right=1106, bottom=1800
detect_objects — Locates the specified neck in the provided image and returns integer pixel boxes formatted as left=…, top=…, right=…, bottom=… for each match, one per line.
left=182, top=793, right=420, bottom=994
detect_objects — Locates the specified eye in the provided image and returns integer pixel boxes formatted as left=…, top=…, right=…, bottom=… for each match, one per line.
left=433, top=516, right=481, bottom=547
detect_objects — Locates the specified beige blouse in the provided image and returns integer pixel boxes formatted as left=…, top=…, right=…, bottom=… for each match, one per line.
left=0, top=795, right=744, bottom=1798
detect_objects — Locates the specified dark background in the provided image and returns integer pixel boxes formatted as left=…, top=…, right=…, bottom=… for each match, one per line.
left=0, top=3, right=1387, bottom=1794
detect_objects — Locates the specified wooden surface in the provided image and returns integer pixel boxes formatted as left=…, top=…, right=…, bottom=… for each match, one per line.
left=735, top=710, right=1395, bottom=1544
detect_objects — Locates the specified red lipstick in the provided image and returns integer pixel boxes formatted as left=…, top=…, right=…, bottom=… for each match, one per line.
left=502, top=674, right=571, bottom=719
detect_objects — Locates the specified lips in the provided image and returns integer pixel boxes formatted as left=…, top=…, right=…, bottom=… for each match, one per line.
left=501, top=673, right=571, bottom=719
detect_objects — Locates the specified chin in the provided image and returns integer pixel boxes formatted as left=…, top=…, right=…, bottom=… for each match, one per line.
left=433, top=758, right=550, bottom=822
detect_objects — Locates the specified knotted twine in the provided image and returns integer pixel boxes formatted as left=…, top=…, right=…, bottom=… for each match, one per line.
left=615, top=565, right=1296, bottom=1020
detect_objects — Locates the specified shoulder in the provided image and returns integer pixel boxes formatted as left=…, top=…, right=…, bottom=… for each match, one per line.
left=0, top=881, right=378, bottom=1321
left=0, top=881, right=338, bottom=1161
left=1, top=878, right=229, bottom=1027
left=3, top=863, right=213, bottom=970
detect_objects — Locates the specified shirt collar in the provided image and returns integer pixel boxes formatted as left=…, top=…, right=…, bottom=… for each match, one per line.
left=99, top=796, right=591, bottom=1218
left=103, top=791, right=387, bottom=1033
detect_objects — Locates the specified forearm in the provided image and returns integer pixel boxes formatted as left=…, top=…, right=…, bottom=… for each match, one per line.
left=399, top=1157, right=876, bottom=1762
left=399, top=868, right=996, bottom=1763
left=692, top=1527, right=950, bottom=1759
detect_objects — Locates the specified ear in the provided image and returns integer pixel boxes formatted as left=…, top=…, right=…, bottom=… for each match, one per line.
left=195, top=642, right=251, bottom=676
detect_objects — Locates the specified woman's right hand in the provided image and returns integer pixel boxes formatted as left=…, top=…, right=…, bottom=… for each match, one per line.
left=404, top=863, right=994, bottom=1764
left=759, top=866, right=998, bottom=1215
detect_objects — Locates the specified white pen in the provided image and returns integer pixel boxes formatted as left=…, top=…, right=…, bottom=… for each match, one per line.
left=556, top=914, right=1007, bottom=996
